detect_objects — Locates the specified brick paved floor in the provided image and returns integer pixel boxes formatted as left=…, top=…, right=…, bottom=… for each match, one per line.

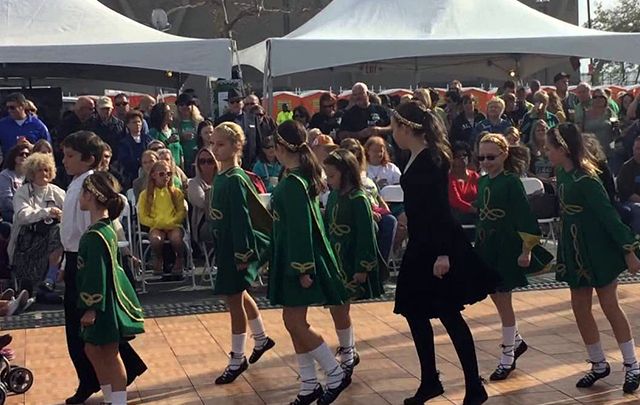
left=5, top=285, right=640, bottom=404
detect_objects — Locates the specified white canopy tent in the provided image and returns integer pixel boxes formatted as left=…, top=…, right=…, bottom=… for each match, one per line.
left=239, top=0, right=640, bottom=98
left=0, top=0, right=233, bottom=83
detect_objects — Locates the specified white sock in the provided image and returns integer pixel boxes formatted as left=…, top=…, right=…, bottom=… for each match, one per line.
left=297, top=352, right=318, bottom=396
left=309, top=342, right=344, bottom=389
left=619, top=339, right=640, bottom=375
left=336, top=327, right=355, bottom=365
left=100, top=384, right=112, bottom=402
left=248, top=316, right=268, bottom=349
left=515, top=329, right=523, bottom=347
left=110, top=390, right=127, bottom=405
left=586, top=342, right=608, bottom=372
left=230, top=333, right=246, bottom=368
left=500, top=326, right=516, bottom=367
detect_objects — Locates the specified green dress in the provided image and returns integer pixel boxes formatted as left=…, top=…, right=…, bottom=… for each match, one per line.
left=268, top=169, right=348, bottom=307
left=474, top=172, right=553, bottom=290
left=324, top=189, right=384, bottom=300
left=77, top=219, right=144, bottom=345
left=556, top=167, right=640, bottom=288
left=209, top=167, right=271, bottom=295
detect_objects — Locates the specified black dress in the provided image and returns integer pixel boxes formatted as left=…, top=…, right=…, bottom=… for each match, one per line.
left=394, top=148, right=499, bottom=319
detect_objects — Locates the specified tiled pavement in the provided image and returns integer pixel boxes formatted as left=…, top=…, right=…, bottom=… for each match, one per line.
left=5, top=285, right=640, bottom=404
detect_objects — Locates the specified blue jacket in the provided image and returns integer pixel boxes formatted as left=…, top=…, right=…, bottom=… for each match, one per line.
left=118, top=133, right=152, bottom=189
left=0, top=114, right=50, bottom=156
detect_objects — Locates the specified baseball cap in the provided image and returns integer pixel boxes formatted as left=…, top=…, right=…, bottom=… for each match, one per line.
left=553, top=72, right=571, bottom=83
left=97, top=96, right=113, bottom=109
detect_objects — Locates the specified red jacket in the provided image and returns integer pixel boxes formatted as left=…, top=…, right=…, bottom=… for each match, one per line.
left=448, top=170, right=479, bottom=214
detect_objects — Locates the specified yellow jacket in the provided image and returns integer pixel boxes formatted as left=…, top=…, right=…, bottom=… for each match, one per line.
left=137, top=187, right=186, bottom=230
left=276, top=110, right=293, bottom=125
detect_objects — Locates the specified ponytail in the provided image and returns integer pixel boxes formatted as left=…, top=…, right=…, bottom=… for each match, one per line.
left=83, top=171, right=124, bottom=219
left=504, top=145, right=530, bottom=176
left=394, top=101, right=451, bottom=166
left=105, top=195, right=125, bottom=220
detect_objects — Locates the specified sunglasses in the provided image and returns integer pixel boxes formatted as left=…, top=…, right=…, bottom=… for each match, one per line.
left=156, top=171, right=172, bottom=177
left=593, top=95, right=607, bottom=100
left=477, top=154, right=500, bottom=162
left=115, top=102, right=129, bottom=107
left=198, top=158, right=215, bottom=165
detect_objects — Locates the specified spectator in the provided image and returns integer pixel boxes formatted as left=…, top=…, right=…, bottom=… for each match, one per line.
left=276, top=103, right=293, bottom=124
left=616, top=136, right=640, bottom=233
left=24, top=100, right=38, bottom=117
left=581, top=88, right=618, bottom=169
left=515, top=86, right=534, bottom=111
left=242, top=94, right=260, bottom=113
left=520, top=90, right=559, bottom=144
left=196, top=119, right=215, bottom=150
left=132, top=150, right=158, bottom=200
left=554, top=72, right=578, bottom=119
left=443, top=89, right=463, bottom=130
left=118, top=110, right=152, bottom=189
left=547, top=90, right=567, bottom=123
left=309, top=92, right=341, bottom=136
left=33, top=139, right=53, bottom=155
left=618, top=92, right=636, bottom=129
left=175, top=93, right=204, bottom=177
left=450, top=94, right=486, bottom=145
left=583, top=133, right=618, bottom=203
left=149, top=102, right=183, bottom=168
left=187, top=147, right=218, bottom=244
left=252, top=136, right=282, bottom=192
left=311, top=134, right=338, bottom=164
left=448, top=141, right=479, bottom=222
left=251, top=104, right=277, bottom=139
left=338, top=82, right=391, bottom=141
left=625, top=91, right=640, bottom=121
left=573, top=82, right=593, bottom=124
left=55, top=96, right=94, bottom=139
left=90, top=96, right=124, bottom=159
left=112, top=93, right=130, bottom=122
left=9, top=152, right=64, bottom=295
left=137, top=94, right=156, bottom=124
left=505, top=126, right=521, bottom=146
left=0, top=93, right=50, bottom=159
left=0, top=142, right=31, bottom=222
left=215, top=88, right=262, bottom=169
left=474, top=98, right=511, bottom=146
left=96, top=143, right=124, bottom=187
left=527, top=120, right=553, bottom=180
left=503, top=93, right=526, bottom=126
left=526, top=80, right=541, bottom=104
left=292, top=105, right=311, bottom=129
left=364, top=136, right=401, bottom=189
left=137, top=160, right=186, bottom=279
left=157, top=148, right=188, bottom=190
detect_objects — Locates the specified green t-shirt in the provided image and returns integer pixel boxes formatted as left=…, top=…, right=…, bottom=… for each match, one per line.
left=178, top=120, right=198, bottom=170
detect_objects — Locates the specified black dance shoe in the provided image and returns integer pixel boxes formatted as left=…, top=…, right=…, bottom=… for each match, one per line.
left=462, top=379, right=488, bottom=405
left=317, top=372, right=352, bottom=405
left=214, top=355, right=248, bottom=385
left=249, top=337, right=275, bottom=364
left=489, top=363, right=515, bottom=381
left=403, top=379, right=444, bottom=404
left=623, top=365, right=640, bottom=394
left=576, top=362, right=610, bottom=388
left=338, top=348, right=360, bottom=376
left=288, top=383, right=323, bottom=405
left=65, top=386, right=98, bottom=404
left=514, top=340, right=528, bottom=361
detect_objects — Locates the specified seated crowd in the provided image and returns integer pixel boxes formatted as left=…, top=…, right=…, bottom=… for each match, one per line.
left=0, top=73, right=639, bottom=308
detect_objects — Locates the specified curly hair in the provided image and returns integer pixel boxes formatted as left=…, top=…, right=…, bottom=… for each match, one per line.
left=23, top=152, right=56, bottom=182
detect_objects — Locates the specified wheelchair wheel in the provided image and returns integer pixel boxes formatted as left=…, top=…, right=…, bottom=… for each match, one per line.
left=0, top=383, right=6, bottom=404
left=7, top=367, right=33, bottom=394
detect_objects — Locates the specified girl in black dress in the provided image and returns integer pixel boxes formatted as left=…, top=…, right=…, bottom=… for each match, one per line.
left=391, top=101, right=499, bottom=405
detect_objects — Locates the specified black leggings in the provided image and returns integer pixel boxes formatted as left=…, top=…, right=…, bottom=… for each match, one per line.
left=406, top=311, right=480, bottom=389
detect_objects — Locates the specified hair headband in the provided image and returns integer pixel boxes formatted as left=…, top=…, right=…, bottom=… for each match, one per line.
left=275, top=132, right=306, bottom=152
left=553, top=130, right=569, bottom=151
left=85, top=176, right=107, bottom=203
left=392, top=109, right=423, bottom=130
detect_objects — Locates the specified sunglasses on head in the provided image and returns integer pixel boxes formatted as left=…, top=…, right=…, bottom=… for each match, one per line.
left=198, top=158, right=215, bottom=165
left=477, top=154, right=500, bottom=162
left=115, top=102, right=129, bottom=107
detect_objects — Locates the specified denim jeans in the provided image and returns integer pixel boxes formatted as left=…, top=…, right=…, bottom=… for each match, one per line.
left=377, top=213, right=397, bottom=262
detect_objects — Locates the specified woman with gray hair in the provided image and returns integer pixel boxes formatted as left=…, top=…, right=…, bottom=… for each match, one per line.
left=9, top=152, right=65, bottom=296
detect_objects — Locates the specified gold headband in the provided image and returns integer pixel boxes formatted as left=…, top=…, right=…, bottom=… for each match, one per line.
left=554, top=131, right=569, bottom=151
left=392, top=109, right=423, bottom=130
left=275, top=132, right=306, bottom=152
left=479, top=133, right=509, bottom=153
left=85, top=176, right=107, bottom=203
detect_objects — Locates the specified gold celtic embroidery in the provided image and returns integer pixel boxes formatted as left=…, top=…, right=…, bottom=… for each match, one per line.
left=359, top=260, right=377, bottom=272
left=291, top=262, right=315, bottom=274
left=234, top=249, right=255, bottom=263
left=77, top=256, right=85, bottom=270
left=570, top=224, right=591, bottom=283
left=80, top=292, right=103, bottom=306
left=478, top=187, right=505, bottom=221
left=623, top=236, right=640, bottom=252
left=559, top=185, right=583, bottom=215
left=209, top=208, right=223, bottom=220
left=329, top=205, right=350, bottom=237
left=518, top=232, right=541, bottom=251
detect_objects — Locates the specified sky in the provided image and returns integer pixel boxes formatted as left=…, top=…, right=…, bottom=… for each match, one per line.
left=578, top=0, right=616, bottom=24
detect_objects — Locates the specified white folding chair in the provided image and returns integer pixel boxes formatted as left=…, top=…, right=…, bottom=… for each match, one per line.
left=521, top=177, right=544, bottom=196
left=199, top=241, right=217, bottom=289
left=380, top=185, right=404, bottom=203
